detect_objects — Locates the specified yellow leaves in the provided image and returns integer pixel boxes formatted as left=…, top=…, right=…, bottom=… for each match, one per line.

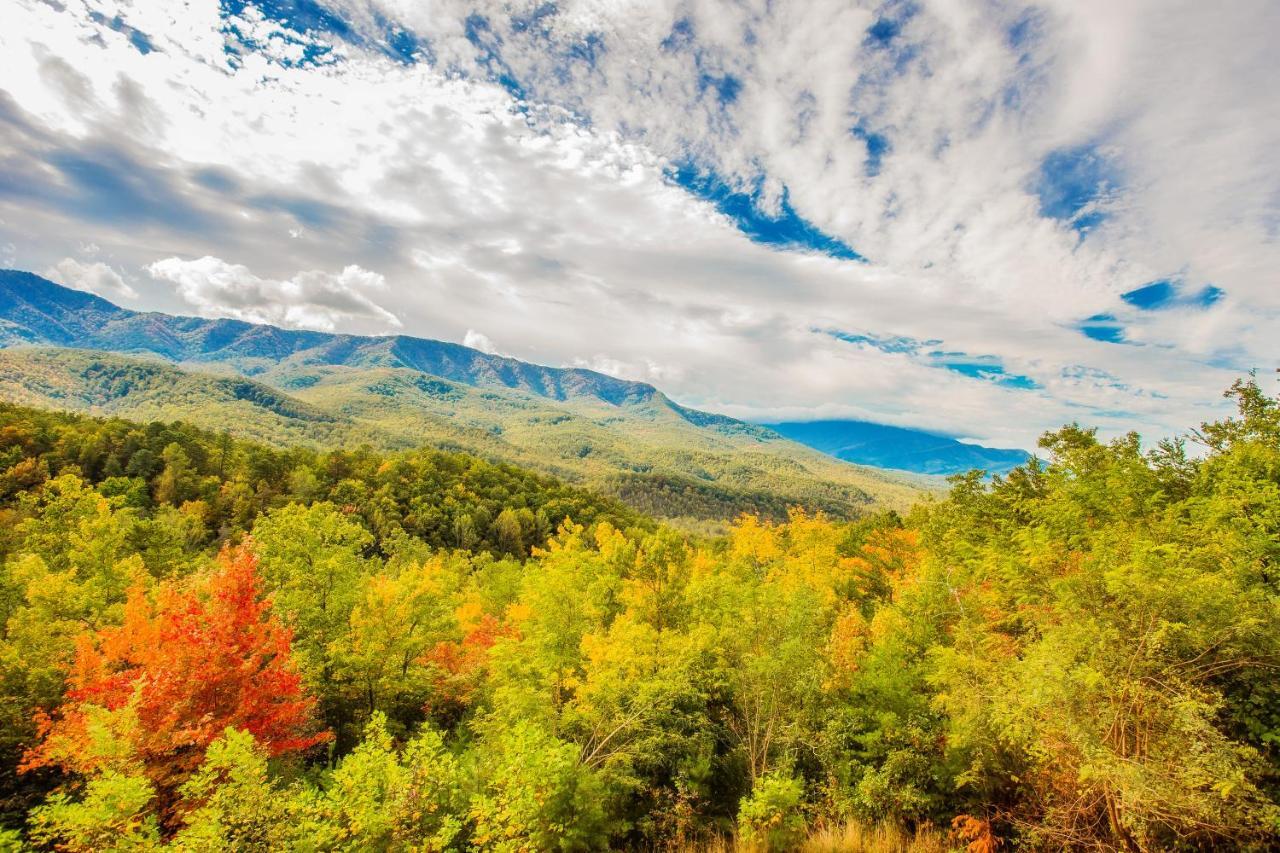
left=532, top=518, right=587, bottom=558
left=505, top=602, right=533, bottom=625
left=11, top=555, right=77, bottom=615
left=729, top=514, right=782, bottom=565
left=825, top=605, right=870, bottom=689
left=783, top=507, right=841, bottom=558
left=727, top=511, right=856, bottom=609
left=867, top=606, right=907, bottom=645
left=689, top=549, right=718, bottom=581
left=455, top=598, right=486, bottom=633
left=592, top=521, right=628, bottom=561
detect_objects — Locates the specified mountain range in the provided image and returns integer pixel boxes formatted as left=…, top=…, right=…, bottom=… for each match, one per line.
left=0, top=270, right=1029, bottom=523
left=0, top=270, right=934, bottom=524
left=0, top=270, right=675, bottom=407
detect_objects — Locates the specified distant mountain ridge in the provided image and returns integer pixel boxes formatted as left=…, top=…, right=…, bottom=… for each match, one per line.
left=0, top=269, right=664, bottom=408
left=0, top=270, right=934, bottom=524
left=0, top=270, right=1021, bottom=484
left=763, top=419, right=1030, bottom=476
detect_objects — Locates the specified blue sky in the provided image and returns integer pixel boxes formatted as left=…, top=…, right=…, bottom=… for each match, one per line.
left=1, top=0, right=1278, bottom=448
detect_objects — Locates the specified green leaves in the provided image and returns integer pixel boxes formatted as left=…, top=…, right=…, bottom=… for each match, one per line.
left=879, top=392, right=1280, bottom=848
left=251, top=502, right=375, bottom=702
left=737, top=772, right=806, bottom=852
left=469, top=720, right=607, bottom=852
left=4, top=384, right=1280, bottom=849
left=29, top=770, right=160, bottom=853
left=172, top=729, right=292, bottom=852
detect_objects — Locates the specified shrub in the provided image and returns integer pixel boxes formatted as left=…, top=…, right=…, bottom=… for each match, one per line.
left=737, top=772, right=807, bottom=852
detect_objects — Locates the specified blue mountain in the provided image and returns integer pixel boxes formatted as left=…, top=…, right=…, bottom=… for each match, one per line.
left=762, top=419, right=1031, bottom=476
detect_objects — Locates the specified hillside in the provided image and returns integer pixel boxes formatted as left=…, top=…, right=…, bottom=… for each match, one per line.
left=0, top=348, right=355, bottom=449
left=0, top=270, right=674, bottom=406
left=0, top=337, right=928, bottom=524
left=764, top=419, right=1031, bottom=475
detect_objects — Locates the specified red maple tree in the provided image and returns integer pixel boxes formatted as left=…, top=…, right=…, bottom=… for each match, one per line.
left=23, top=544, right=329, bottom=790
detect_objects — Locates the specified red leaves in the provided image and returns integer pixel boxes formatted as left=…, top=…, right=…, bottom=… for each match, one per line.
left=422, top=614, right=518, bottom=714
left=22, top=545, right=328, bottom=789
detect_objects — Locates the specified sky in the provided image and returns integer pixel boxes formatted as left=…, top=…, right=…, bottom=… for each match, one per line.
left=1, top=0, right=1278, bottom=450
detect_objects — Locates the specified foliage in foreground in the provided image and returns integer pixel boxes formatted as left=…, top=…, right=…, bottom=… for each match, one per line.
left=0, top=381, right=1278, bottom=849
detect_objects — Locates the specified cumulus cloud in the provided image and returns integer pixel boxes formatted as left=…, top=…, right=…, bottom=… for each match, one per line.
left=147, top=256, right=401, bottom=331
left=462, top=329, right=499, bottom=354
left=0, top=0, right=1276, bottom=449
left=45, top=258, right=138, bottom=300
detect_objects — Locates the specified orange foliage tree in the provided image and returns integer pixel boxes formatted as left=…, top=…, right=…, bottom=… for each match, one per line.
left=422, top=613, right=519, bottom=718
left=22, top=544, right=328, bottom=791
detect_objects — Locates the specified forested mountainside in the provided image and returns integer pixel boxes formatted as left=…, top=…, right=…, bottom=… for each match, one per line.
left=0, top=275, right=931, bottom=526
left=0, top=379, right=1278, bottom=851
left=0, top=348, right=348, bottom=449
left=0, top=270, right=658, bottom=406
left=0, top=346, right=928, bottom=526
left=765, top=419, right=1031, bottom=475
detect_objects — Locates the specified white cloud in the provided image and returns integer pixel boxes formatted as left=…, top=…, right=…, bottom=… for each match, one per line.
left=0, top=0, right=1276, bottom=450
left=146, top=256, right=401, bottom=332
left=463, top=329, right=499, bottom=354
left=45, top=258, right=138, bottom=300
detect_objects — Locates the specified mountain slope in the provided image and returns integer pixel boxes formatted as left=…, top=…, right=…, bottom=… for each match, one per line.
left=0, top=348, right=353, bottom=449
left=276, top=362, right=930, bottom=518
left=0, top=271, right=934, bottom=522
left=763, top=419, right=1031, bottom=476
left=0, top=270, right=663, bottom=406
left=0, top=347, right=931, bottom=523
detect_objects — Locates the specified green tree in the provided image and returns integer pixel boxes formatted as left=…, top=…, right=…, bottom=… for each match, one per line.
left=172, top=729, right=292, bottom=852
left=469, top=720, right=606, bottom=852
left=28, top=770, right=160, bottom=853
left=293, top=713, right=466, bottom=851
left=153, top=443, right=198, bottom=507
left=250, top=502, right=375, bottom=723
left=737, top=772, right=806, bottom=852
left=332, top=555, right=464, bottom=726
left=492, top=509, right=524, bottom=556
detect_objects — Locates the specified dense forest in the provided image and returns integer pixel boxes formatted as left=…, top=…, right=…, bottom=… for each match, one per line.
left=0, top=379, right=1278, bottom=851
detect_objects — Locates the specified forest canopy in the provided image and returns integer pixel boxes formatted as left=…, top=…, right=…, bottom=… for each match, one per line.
left=0, top=380, right=1278, bottom=851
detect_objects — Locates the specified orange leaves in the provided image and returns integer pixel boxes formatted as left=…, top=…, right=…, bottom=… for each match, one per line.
left=421, top=614, right=519, bottom=714
left=951, top=814, right=1001, bottom=853
left=22, top=545, right=328, bottom=790
left=848, top=528, right=920, bottom=600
